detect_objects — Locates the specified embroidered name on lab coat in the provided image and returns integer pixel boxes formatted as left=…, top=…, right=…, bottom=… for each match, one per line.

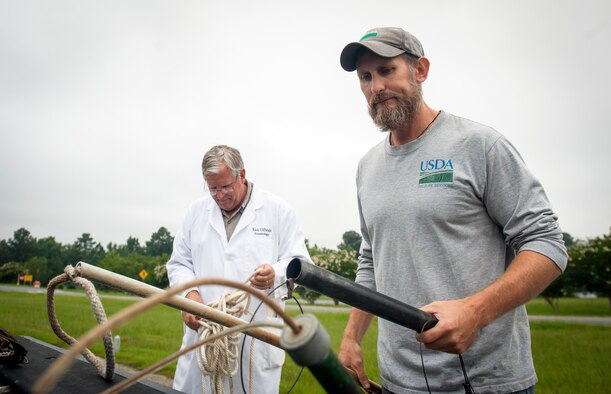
left=252, top=227, right=272, bottom=237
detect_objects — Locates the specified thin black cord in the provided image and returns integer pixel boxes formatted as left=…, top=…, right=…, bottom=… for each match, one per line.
left=282, top=296, right=304, bottom=394
left=239, top=281, right=305, bottom=394
left=418, top=319, right=436, bottom=394
left=459, top=354, right=476, bottom=394
left=418, top=319, right=477, bottom=394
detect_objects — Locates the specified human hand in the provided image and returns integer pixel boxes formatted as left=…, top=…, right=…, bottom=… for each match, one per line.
left=182, top=290, right=204, bottom=331
left=415, top=299, right=483, bottom=354
left=338, top=338, right=370, bottom=390
left=250, top=263, right=275, bottom=290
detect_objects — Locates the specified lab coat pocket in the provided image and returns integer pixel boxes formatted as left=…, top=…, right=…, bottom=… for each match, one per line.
left=246, top=235, right=276, bottom=268
left=263, top=323, right=285, bottom=368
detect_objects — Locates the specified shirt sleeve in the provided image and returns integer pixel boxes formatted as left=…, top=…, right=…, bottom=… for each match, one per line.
left=270, top=201, right=311, bottom=300
left=166, top=205, right=198, bottom=297
left=355, top=166, right=376, bottom=290
left=483, top=135, right=568, bottom=270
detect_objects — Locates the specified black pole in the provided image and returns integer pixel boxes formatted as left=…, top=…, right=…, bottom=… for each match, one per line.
left=287, top=258, right=437, bottom=332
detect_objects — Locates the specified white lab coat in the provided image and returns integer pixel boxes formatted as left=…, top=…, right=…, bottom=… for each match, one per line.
left=166, top=185, right=310, bottom=394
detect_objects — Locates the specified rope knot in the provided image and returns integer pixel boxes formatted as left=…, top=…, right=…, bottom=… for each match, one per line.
left=63, top=265, right=79, bottom=280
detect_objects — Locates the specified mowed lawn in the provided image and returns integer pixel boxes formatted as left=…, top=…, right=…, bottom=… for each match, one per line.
left=0, top=290, right=609, bottom=393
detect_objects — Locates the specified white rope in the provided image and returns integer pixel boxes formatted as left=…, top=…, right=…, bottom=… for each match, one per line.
left=196, top=277, right=254, bottom=394
left=102, top=321, right=284, bottom=394
left=34, top=273, right=298, bottom=394
left=46, top=265, right=115, bottom=380
left=249, top=333, right=255, bottom=393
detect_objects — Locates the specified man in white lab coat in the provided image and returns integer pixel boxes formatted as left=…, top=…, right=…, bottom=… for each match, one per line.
left=166, top=145, right=310, bottom=394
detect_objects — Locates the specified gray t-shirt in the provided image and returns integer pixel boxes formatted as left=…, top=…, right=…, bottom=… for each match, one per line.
left=356, top=111, right=567, bottom=393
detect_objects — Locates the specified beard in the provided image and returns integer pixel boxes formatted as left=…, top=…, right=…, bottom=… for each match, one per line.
left=368, top=83, right=423, bottom=131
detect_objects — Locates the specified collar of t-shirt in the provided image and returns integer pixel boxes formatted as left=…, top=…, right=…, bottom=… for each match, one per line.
left=221, top=180, right=253, bottom=241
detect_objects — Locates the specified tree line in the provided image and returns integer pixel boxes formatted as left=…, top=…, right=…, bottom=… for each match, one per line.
left=0, top=227, right=174, bottom=289
left=0, top=227, right=608, bottom=308
left=542, top=231, right=610, bottom=309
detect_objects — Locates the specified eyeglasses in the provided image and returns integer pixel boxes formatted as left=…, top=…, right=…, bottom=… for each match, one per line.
left=206, top=177, right=240, bottom=195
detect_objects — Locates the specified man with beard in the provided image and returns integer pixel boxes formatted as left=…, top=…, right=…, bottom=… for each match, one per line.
left=337, top=27, right=566, bottom=394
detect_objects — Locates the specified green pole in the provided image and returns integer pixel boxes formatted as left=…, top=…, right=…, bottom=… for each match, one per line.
left=280, top=314, right=362, bottom=394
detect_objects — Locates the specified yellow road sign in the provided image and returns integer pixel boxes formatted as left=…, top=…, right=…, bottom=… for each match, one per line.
left=139, top=269, right=148, bottom=280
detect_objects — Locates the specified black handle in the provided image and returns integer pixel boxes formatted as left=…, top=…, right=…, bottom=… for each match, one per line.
left=287, top=258, right=437, bottom=332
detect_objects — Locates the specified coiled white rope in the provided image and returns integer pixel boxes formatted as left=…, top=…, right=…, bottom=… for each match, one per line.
left=196, top=284, right=252, bottom=394
left=197, top=273, right=255, bottom=394
left=34, top=272, right=298, bottom=394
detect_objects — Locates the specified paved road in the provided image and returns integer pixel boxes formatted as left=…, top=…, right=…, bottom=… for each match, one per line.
left=2, top=285, right=610, bottom=326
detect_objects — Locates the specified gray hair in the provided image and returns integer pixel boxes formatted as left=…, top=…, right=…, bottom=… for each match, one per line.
left=201, top=145, right=244, bottom=178
left=402, top=53, right=418, bottom=83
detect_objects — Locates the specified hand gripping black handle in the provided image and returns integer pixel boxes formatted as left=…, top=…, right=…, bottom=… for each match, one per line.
left=286, top=258, right=437, bottom=332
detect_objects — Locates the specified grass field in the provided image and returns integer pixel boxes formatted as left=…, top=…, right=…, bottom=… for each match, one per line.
left=301, top=294, right=611, bottom=317
left=0, top=289, right=609, bottom=393
left=525, top=297, right=611, bottom=316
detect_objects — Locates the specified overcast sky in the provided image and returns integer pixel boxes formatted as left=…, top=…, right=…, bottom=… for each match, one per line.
left=1, top=0, right=609, bottom=250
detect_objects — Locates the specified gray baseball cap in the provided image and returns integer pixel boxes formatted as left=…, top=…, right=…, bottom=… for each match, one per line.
left=340, top=27, right=424, bottom=72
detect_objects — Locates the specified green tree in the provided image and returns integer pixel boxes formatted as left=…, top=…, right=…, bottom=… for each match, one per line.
left=8, top=228, right=36, bottom=262
left=563, top=232, right=576, bottom=249
left=123, top=236, right=144, bottom=255
left=146, top=227, right=174, bottom=256
left=294, top=285, right=321, bottom=304
left=569, top=230, right=611, bottom=308
left=24, top=256, right=50, bottom=285
left=314, top=249, right=358, bottom=281
left=312, top=249, right=358, bottom=305
left=99, top=251, right=139, bottom=279
left=540, top=265, right=572, bottom=312
left=106, top=242, right=118, bottom=254
left=307, top=243, right=331, bottom=258
left=0, top=240, right=11, bottom=264
left=64, top=233, right=106, bottom=266
left=540, top=232, right=578, bottom=311
left=36, top=236, right=65, bottom=279
left=107, top=236, right=145, bottom=256
left=99, top=251, right=165, bottom=288
left=338, top=230, right=362, bottom=255
left=0, top=262, right=24, bottom=283
left=153, top=263, right=169, bottom=288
